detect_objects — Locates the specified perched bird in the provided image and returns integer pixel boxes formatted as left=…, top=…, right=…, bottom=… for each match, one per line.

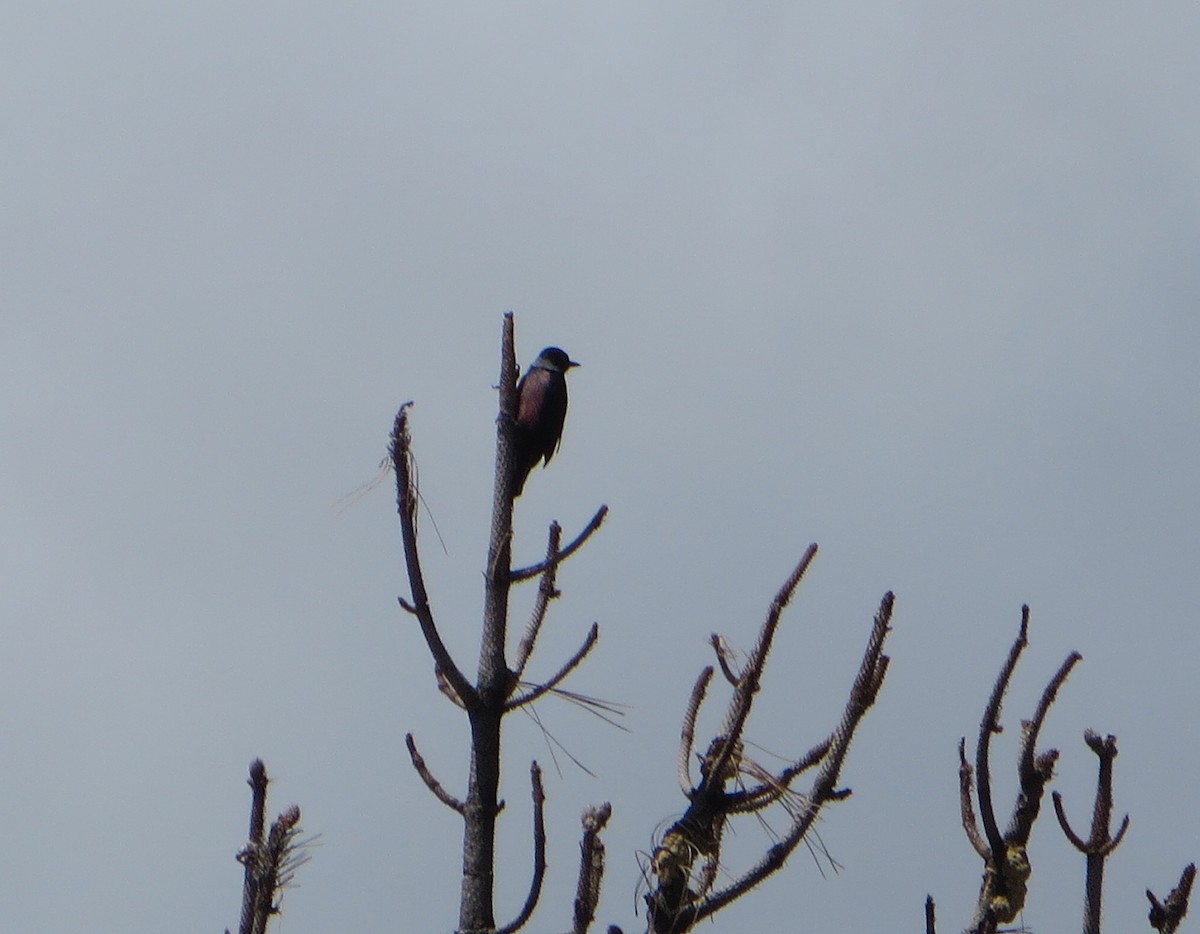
left=512, top=346, right=579, bottom=495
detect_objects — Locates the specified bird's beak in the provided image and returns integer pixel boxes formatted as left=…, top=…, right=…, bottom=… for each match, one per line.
left=568, top=360, right=581, bottom=369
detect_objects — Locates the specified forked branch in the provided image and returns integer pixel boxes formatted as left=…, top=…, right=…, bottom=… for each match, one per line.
left=692, top=591, right=892, bottom=925
left=962, top=607, right=1080, bottom=934
left=645, top=548, right=893, bottom=934
left=1147, top=863, right=1196, bottom=934
left=1053, top=731, right=1129, bottom=934
left=232, top=760, right=309, bottom=934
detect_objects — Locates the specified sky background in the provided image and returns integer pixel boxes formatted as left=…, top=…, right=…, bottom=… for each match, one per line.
left=2, top=3, right=1198, bottom=932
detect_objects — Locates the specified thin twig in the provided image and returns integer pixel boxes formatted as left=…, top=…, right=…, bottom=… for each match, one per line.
left=710, top=634, right=741, bottom=687
left=511, top=505, right=609, bottom=582
left=726, top=740, right=829, bottom=813
left=513, top=522, right=563, bottom=677
left=506, top=623, right=600, bottom=710
left=406, top=733, right=464, bottom=814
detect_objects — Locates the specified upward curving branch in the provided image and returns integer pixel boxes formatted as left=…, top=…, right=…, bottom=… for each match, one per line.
left=510, top=506, right=609, bottom=583
left=974, top=605, right=1029, bottom=863
left=1053, top=731, right=1130, bottom=934
left=493, top=763, right=548, bottom=934
left=676, top=667, right=714, bottom=795
left=506, top=623, right=600, bottom=710
left=390, top=403, right=476, bottom=709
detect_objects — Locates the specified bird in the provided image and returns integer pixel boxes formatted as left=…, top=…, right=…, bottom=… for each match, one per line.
left=512, top=346, right=579, bottom=495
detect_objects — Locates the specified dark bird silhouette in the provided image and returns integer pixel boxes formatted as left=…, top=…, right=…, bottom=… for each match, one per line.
left=512, top=346, right=579, bottom=495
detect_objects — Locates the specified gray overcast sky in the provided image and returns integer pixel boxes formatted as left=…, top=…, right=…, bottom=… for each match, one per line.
left=2, top=4, right=1197, bottom=932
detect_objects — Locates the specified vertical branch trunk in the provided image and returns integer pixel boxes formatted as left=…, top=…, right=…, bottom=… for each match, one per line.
left=460, top=706, right=503, bottom=932
left=1083, top=852, right=1104, bottom=934
left=459, top=313, right=520, bottom=933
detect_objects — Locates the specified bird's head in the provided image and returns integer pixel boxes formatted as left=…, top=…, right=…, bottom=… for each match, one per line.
left=532, top=347, right=580, bottom=374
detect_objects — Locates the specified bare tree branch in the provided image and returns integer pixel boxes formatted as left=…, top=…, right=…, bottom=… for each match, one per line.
left=1147, top=863, right=1196, bottom=934
left=233, top=761, right=309, bottom=934
left=507, top=623, right=600, bottom=710
left=645, top=581, right=891, bottom=934
left=390, top=402, right=476, bottom=709
left=513, top=521, right=564, bottom=677
left=572, top=802, right=613, bottom=934
left=974, top=606, right=1029, bottom=864
left=510, top=506, right=609, bottom=583
left=1011, top=650, right=1082, bottom=838
left=494, top=763, right=548, bottom=934
left=1053, top=790, right=1089, bottom=851
left=703, top=544, right=819, bottom=795
left=436, top=667, right=469, bottom=709
left=1052, top=730, right=1130, bottom=934
left=726, top=740, right=829, bottom=814
left=406, top=733, right=465, bottom=814
left=709, top=634, right=741, bottom=687
left=688, top=591, right=893, bottom=927
left=964, top=607, right=1080, bottom=934
left=958, top=738, right=989, bottom=859
left=677, top=667, right=714, bottom=795
left=237, top=759, right=269, bottom=934
left=249, top=807, right=307, bottom=934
